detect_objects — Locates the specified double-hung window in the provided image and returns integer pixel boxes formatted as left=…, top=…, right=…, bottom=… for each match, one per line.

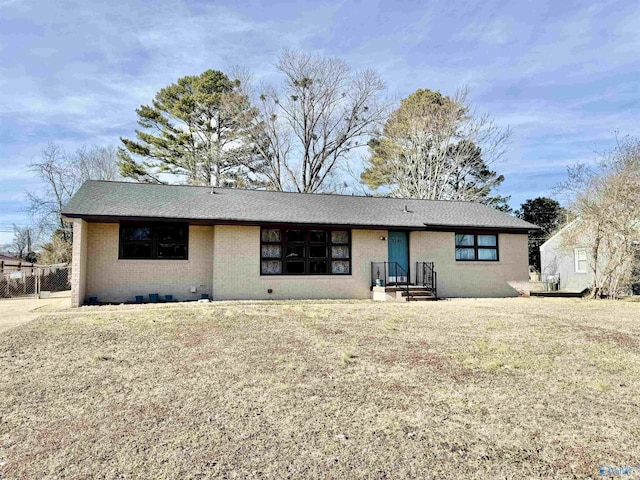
left=455, top=233, right=499, bottom=261
left=261, top=227, right=351, bottom=275
left=574, top=248, right=588, bottom=273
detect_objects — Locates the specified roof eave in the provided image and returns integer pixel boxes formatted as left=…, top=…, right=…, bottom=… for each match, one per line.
left=423, top=223, right=537, bottom=234
left=61, top=213, right=536, bottom=233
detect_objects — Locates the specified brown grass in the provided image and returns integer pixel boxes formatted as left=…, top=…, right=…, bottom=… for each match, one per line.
left=1, top=297, right=639, bottom=478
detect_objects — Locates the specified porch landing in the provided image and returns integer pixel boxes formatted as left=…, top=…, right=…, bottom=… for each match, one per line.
left=372, top=285, right=437, bottom=302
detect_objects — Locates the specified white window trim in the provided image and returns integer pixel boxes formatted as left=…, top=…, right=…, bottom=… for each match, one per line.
left=574, top=248, right=588, bottom=273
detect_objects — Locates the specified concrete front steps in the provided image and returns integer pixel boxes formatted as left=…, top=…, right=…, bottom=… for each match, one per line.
left=404, top=289, right=437, bottom=301
left=373, top=285, right=438, bottom=302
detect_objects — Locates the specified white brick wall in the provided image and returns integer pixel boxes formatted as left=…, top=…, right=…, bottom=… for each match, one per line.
left=410, top=231, right=529, bottom=297
left=70, top=219, right=88, bottom=307
left=212, top=226, right=387, bottom=300
left=75, top=222, right=530, bottom=304
left=84, top=223, right=214, bottom=303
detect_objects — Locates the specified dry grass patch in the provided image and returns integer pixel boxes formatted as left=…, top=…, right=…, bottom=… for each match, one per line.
left=1, top=298, right=639, bottom=478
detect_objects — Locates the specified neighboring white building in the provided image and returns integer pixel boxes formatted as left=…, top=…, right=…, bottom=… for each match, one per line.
left=540, top=220, right=593, bottom=293
left=541, top=218, right=640, bottom=295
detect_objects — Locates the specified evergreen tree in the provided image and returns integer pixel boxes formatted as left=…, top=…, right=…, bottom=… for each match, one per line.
left=515, top=197, right=567, bottom=271
left=361, top=88, right=510, bottom=209
left=118, top=69, right=256, bottom=187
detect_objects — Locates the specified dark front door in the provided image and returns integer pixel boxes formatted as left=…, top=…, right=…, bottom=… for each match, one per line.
left=388, top=231, right=409, bottom=283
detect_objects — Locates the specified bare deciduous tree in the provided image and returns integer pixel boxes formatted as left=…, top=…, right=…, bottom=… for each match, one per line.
left=558, top=136, right=640, bottom=299
left=361, top=88, right=510, bottom=208
left=28, top=143, right=78, bottom=241
left=74, top=145, right=120, bottom=184
left=243, top=50, right=388, bottom=192
left=28, top=143, right=120, bottom=241
left=8, top=225, right=37, bottom=261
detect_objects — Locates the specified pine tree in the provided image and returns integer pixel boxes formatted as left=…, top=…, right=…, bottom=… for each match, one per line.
left=118, top=70, right=256, bottom=187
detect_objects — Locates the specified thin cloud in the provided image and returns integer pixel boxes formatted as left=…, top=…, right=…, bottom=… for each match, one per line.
left=459, top=16, right=515, bottom=46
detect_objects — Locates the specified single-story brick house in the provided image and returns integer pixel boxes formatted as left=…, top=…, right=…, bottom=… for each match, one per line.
left=62, top=180, right=538, bottom=306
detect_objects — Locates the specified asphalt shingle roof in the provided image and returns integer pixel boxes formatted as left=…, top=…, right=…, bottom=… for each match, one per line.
left=62, top=181, right=538, bottom=231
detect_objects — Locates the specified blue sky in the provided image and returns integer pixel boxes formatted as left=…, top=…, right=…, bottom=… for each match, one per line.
left=1, top=0, right=639, bottom=245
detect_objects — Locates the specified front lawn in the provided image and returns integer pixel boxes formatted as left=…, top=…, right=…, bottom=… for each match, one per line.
left=1, top=298, right=639, bottom=478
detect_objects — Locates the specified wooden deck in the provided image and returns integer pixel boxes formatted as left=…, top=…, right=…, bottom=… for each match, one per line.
left=530, top=290, right=587, bottom=298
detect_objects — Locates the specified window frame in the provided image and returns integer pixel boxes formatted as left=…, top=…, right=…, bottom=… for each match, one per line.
left=260, top=226, right=352, bottom=276
left=119, top=222, right=189, bottom=260
left=454, top=232, right=499, bottom=262
left=574, top=247, right=588, bottom=273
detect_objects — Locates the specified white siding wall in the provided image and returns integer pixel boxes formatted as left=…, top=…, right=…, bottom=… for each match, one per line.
left=540, top=229, right=593, bottom=292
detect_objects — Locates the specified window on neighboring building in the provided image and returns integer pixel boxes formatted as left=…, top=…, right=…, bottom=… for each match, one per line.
left=119, top=223, right=188, bottom=260
left=260, top=227, right=351, bottom=275
left=574, top=248, right=588, bottom=273
left=455, top=233, right=499, bottom=261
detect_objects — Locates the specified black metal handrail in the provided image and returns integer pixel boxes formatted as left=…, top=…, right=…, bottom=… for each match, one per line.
left=371, top=261, right=437, bottom=301
left=371, top=261, right=410, bottom=286
left=416, top=261, right=437, bottom=298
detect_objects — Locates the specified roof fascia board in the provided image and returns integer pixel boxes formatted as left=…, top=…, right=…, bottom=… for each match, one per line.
left=423, top=224, right=535, bottom=234
left=62, top=213, right=532, bottom=233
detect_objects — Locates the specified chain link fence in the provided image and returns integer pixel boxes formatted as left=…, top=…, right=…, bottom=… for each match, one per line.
left=0, top=264, right=71, bottom=299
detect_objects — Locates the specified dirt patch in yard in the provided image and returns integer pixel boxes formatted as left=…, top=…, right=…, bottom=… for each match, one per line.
left=579, top=324, right=638, bottom=349
left=1, top=298, right=639, bottom=478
